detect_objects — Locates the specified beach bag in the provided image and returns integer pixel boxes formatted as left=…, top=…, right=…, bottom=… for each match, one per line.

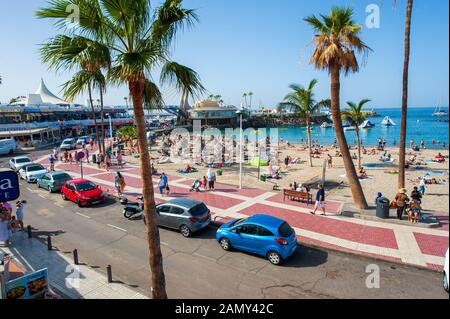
left=390, top=200, right=398, bottom=209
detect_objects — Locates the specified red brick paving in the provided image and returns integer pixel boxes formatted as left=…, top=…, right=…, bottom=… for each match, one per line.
left=265, top=193, right=342, bottom=214
left=413, top=232, right=449, bottom=257
left=176, top=179, right=266, bottom=197
left=238, top=203, right=399, bottom=249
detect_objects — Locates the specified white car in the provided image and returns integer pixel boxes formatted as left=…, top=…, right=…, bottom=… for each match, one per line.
left=9, top=156, right=33, bottom=171
left=60, top=138, right=76, bottom=151
left=444, top=248, right=449, bottom=293
left=19, top=163, right=47, bottom=183
left=76, top=136, right=89, bottom=147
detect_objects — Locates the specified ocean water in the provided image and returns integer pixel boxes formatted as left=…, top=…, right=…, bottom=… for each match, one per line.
left=269, top=107, right=449, bottom=150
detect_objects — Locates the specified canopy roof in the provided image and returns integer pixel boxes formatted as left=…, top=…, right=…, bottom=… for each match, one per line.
left=34, top=78, right=69, bottom=105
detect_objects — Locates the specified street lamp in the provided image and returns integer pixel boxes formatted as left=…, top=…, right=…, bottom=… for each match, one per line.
left=106, top=113, right=113, bottom=154
left=236, top=108, right=243, bottom=189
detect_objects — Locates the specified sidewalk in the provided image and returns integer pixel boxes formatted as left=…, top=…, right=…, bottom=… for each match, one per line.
left=36, top=152, right=449, bottom=272
left=1, top=232, right=148, bottom=299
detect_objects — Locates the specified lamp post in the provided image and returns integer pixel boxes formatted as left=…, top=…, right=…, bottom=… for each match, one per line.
left=236, top=108, right=243, bottom=189
left=106, top=113, right=113, bottom=155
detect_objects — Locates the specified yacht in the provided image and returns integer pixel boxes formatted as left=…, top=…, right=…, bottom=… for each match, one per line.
left=432, top=102, right=448, bottom=117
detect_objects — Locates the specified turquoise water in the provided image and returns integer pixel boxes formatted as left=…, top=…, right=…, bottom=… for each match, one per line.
left=267, top=107, right=448, bottom=150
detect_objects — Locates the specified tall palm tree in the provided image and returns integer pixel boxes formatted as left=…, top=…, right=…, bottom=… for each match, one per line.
left=279, top=79, right=330, bottom=167
left=305, top=6, right=370, bottom=209
left=40, top=35, right=109, bottom=155
left=342, top=99, right=371, bottom=169
left=248, top=92, right=253, bottom=108
left=243, top=92, right=248, bottom=107
left=124, top=96, right=129, bottom=109
left=161, top=62, right=204, bottom=124
left=37, top=0, right=202, bottom=299
left=398, top=0, right=414, bottom=189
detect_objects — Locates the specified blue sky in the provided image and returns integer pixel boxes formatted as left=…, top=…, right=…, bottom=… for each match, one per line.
left=0, top=0, right=448, bottom=109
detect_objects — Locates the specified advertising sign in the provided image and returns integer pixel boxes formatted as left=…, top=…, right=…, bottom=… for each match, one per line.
left=0, top=169, right=20, bottom=203
left=5, top=268, right=49, bottom=299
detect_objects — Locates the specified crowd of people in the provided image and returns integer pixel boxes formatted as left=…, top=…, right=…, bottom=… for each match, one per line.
left=0, top=200, right=26, bottom=246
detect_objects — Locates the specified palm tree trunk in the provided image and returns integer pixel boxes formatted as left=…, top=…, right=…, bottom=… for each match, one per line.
left=129, top=79, right=167, bottom=299
left=88, top=82, right=101, bottom=154
left=398, top=0, right=413, bottom=189
left=330, top=65, right=368, bottom=209
left=356, top=127, right=361, bottom=169
left=100, top=86, right=106, bottom=155
left=307, top=117, right=313, bottom=167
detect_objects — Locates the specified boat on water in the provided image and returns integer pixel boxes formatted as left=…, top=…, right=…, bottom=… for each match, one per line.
left=359, top=120, right=375, bottom=129
left=321, top=122, right=333, bottom=128
left=380, top=116, right=396, bottom=126
left=344, top=126, right=355, bottom=131
left=432, top=103, right=448, bottom=117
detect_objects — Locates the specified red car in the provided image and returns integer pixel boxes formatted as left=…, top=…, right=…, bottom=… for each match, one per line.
left=61, top=179, right=105, bottom=207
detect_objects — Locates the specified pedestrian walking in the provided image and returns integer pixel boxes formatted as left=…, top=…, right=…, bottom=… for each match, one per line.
left=49, top=154, right=55, bottom=172
left=419, top=177, right=426, bottom=195
left=206, top=168, right=216, bottom=191
left=327, top=154, right=332, bottom=168
left=105, top=153, right=111, bottom=171
left=310, top=184, right=326, bottom=215
left=85, top=148, right=90, bottom=164
left=0, top=206, right=12, bottom=246
left=159, top=173, right=168, bottom=195
left=15, top=200, right=26, bottom=231
left=115, top=172, right=126, bottom=196
left=394, top=188, right=409, bottom=220
left=116, top=152, right=123, bottom=169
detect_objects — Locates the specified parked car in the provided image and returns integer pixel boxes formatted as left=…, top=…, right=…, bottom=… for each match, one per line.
left=215, top=214, right=297, bottom=265
left=18, top=163, right=47, bottom=183
left=59, top=138, right=76, bottom=151
left=61, top=179, right=104, bottom=207
left=37, top=171, right=73, bottom=193
left=76, top=136, right=89, bottom=147
left=151, top=199, right=211, bottom=237
left=444, top=248, right=449, bottom=293
left=9, top=156, right=33, bottom=171
left=0, top=138, right=16, bottom=155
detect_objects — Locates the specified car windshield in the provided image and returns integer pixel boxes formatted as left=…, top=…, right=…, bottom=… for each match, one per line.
left=53, top=173, right=71, bottom=181
left=27, top=165, right=44, bottom=172
left=75, top=182, right=97, bottom=192
left=16, top=158, right=31, bottom=163
left=231, top=218, right=248, bottom=227
left=62, top=140, right=73, bottom=144
left=188, top=203, right=209, bottom=216
left=278, top=222, right=294, bottom=237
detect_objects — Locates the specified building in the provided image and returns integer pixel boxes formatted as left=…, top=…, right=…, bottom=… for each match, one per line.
left=188, top=100, right=238, bottom=126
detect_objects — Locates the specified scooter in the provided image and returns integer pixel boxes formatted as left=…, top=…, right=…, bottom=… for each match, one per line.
left=120, top=196, right=144, bottom=220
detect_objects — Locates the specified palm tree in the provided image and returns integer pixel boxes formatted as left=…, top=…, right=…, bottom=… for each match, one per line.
left=342, top=99, right=371, bottom=169
left=248, top=92, right=253, bottom=108
left=398, top=0, right=414, bottom=189
left=279, top=79, right=330, bottom=167
left=243, top=92, right=248, bottom=108
left=305, top=6, right=370, bottom=209
left=124, top=96, right=129, bottom=109
left=40, top=35, right=109, bottom=155
left=37, top=0, right=202, bottom=299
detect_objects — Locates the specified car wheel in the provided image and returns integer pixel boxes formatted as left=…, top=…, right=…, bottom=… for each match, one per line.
left=219, top=238, right=232, bottom=251
left=77, top=199, right=83, bottom=208
left=267, top=251, right=282, bottom=265
left=62, top=193, right=67, bottom=200
left=444, top=272, right=449, bottom=293
left=180, top=225, right=192, bottom=238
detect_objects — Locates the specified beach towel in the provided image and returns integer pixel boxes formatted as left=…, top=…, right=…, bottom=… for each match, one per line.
left=177, top=168, right=199, bottom=174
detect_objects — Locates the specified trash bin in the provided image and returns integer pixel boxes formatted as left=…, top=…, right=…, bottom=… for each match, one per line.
left=260, top=175, right=267, bottom=182
left=217, top=170, right=222, bottom=176
left=92, top=154, right=97, bottom=164
left=376, top=197, right=390, bottom=219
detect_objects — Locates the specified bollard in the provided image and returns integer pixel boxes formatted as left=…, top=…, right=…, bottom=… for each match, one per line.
left=47, top=236, right=52, bottom=250
left=73, top=249, right=79, bottom=265
left=27, top=225, right=32, bottom=238
left=106, top=265, right=112, bottom=283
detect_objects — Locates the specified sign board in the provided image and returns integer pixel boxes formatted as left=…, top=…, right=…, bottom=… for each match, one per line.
left=5, top=268, right=49, bottom=299
left=0, top=170, right=20, bottom=203
left=75, top=151, right=85, bottom=161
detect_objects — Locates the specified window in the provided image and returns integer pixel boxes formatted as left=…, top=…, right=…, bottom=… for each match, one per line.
left=157, top=205, right=171, bottom=214
left=239, top=224, right=258, bottom=235
left=258, top=226, right=274, bottom=237
left=75, top=182, right=97, bottom=192
left=189, top=203, right=209, bottom=216
left=278, top=222, right=294, bottom=237
left=170, top=207, right=185, bottom=215
left=66, top=184, right=75, bottom=192
left=27, top=165, right=44, bottom=172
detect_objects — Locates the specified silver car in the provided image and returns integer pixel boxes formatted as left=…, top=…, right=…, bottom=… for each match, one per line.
left=9, top=156, right=33, bottom=171
left=153, top=199, right=211, bottom=237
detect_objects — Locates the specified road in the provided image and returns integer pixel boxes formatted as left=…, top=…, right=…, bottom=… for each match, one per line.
left=1, top=151, right=448, bottom=299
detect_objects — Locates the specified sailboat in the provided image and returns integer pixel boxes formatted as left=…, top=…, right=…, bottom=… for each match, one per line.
left=432, top=99, right=448, bottom=117
left=380, top=116, right=396, bottom=126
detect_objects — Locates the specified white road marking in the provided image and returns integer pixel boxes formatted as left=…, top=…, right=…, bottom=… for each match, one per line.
left=38, top=194, right=47, bottom=199
left=76, top=212, right=91, bottom=219
left=160, top=241, right=168, bottom=246
left=26, top=187, right=33, bottom=192
left=106, top=224, right=127, bottom=232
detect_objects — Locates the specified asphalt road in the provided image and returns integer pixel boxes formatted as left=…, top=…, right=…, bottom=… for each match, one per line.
left=1, top=150, right=448, bottom=299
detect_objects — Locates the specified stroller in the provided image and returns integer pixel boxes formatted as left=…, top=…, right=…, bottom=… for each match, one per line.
left=190, top=179, right=202, bottom=192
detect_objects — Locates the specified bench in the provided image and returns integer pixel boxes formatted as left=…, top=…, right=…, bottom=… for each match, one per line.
left=283, top=189, right=313, bottom=205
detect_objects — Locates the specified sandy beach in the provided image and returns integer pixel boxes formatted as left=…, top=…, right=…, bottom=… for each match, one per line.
left=124, top=139, right=449, bottom=215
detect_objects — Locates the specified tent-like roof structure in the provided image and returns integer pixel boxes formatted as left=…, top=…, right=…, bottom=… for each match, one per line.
left=33, top=78, right=69, bottom=105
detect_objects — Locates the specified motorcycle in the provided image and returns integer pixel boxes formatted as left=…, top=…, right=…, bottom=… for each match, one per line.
left=120, top=196, right=144, bottom=220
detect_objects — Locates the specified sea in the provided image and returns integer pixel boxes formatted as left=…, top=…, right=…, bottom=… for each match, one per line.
left=263, top=107, right=449, bottom=150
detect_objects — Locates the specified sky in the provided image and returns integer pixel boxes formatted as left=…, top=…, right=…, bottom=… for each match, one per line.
left=0, top=0, right=448, bottom=109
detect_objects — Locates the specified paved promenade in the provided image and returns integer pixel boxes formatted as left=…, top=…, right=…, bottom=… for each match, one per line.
left=35, top=153, right=449, bottom=271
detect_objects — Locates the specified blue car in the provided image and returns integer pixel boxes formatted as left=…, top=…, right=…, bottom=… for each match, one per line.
left=215, top=214, right=297, bottom=265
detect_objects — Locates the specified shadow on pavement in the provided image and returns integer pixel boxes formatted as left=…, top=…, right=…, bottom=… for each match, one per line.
left=280, top=245, right=328, bottom=268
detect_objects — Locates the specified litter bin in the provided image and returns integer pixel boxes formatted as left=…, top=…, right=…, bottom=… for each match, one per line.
left=92, top=154, right=97, bottom=164
left=376, top=197, right=390, bottom=219
left=260, top=175, right=267, bottom=182
left=217, top=170, right=222, bottom=176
